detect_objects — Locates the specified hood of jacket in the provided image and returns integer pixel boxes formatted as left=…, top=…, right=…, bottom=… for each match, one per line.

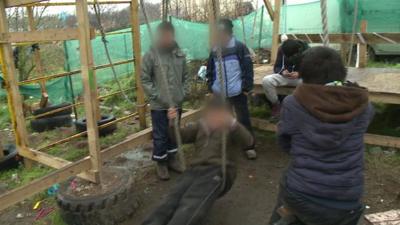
left=289, top=83, right=370, bottom=149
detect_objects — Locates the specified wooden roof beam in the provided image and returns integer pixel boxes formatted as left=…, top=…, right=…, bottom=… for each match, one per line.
left=5, top=0, right=46, bottom=8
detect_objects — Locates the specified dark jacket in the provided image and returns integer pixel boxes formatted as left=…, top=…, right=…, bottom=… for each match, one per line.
left=206, top=38, right=254, bottom=96
left=171, top=119, right=253, bottom=167
left=278, top=83, right=374, bottom=202
left=273, top=47, right=298, bottom=74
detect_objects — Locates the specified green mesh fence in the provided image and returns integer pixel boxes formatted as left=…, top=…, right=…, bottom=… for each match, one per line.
left=1, top=0, right=399, bottom=104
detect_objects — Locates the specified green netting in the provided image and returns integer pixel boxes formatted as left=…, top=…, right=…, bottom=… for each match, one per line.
left=1, top=0, right=399, bottom=104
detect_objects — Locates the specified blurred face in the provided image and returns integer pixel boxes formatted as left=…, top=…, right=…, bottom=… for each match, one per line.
left=204, top=107, right=231, bottom=130
left=157, top=30, right=175, bottom=48
left=216, top=30, right=232, bottom=47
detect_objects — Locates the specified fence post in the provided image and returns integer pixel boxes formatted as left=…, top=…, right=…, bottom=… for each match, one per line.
left=131, top=0, right=147, bottom=129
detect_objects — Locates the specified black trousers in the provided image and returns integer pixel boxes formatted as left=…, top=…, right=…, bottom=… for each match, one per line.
left=269, top=181, right=364, bottom=225
left=142, top=165, right=234, bottom=225
left=228, top=93, right=255, bottom=149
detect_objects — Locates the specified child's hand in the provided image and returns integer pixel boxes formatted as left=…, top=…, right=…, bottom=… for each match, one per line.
left=282, top=70, right=290, bottom=76
left=288, top=72, right=299, bottom=79
left=168, top=108, right=178, bottom=120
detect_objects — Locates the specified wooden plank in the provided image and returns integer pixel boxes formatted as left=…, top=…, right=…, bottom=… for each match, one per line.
left=0, top=1, right=30, bottom=151
left=0, top=109, right=201, bottom=211
left=364, top=209, right=400, bottom=225
left=357, top=21, right=368, bottom=68
left=33, top=1, right=132, bottom=6
left=282, top=33, right=400, bottom=45
left=0, top=28, right=82, bottom=43
left=5, top=0, right=45, bottom=7
left=76, top=0, right=102, bottom=183
left=270, top=0, right=281, bottom=64
left=131, top=0, right=147, bottom=129
left=18, top=147, right=95, bottom=181
left=263, top=0, right=274, bottom=21
left=0, top=158, right=91, bottom=211
left=251, top=118, right=400, bottom=149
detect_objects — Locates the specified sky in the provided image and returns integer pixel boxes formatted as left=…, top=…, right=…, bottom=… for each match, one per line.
left=41, top=0, right=319, bottom=15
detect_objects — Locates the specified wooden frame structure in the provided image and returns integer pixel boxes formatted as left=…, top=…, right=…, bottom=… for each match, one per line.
left=0, top=0, right=173, bottom=211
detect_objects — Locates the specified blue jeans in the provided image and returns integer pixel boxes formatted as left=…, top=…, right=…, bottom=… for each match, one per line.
left=151, top=109, right=181, bottom=162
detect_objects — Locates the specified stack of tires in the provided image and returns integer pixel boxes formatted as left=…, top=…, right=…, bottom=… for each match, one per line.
left=0, top=144, right=21, bottom=171
left=30, top=103, right=73, bottom=132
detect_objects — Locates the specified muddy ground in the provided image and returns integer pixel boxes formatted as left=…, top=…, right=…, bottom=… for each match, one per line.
left=1, top=130, right=399, bottom=225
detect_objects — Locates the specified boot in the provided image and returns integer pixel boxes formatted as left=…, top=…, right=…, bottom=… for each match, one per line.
left=156, top=162, right=170, bottom=180
left=168, top=154, right=185, bottom=173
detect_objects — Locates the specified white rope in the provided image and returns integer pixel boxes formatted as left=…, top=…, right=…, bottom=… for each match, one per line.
left=320, top=0, right=329, bottom=47
left=140, top=0, right=186, bottom=170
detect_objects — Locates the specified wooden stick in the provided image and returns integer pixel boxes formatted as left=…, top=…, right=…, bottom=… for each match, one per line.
left=263, top=0, right=274, bottom=21
left=357, top=20, right=368, bottom=68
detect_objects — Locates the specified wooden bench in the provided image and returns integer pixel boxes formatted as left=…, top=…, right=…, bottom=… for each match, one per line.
left=252, top=65, right=400, bottom=149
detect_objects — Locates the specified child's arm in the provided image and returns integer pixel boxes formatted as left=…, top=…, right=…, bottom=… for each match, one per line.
left=169, top=122, right=199, bottom=144
left=230, top=120, right=254, bottom=150
left=140, top=53, right=157, bottom=100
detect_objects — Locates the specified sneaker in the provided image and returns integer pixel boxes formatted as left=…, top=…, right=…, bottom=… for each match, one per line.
left=168, top=154, right=186, bottom=173
left=245, top=149, right=257, bottom=160
left=156, top=162, right=170, bottom=180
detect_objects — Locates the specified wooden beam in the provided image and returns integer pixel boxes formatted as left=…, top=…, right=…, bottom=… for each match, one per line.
left=270, top=0, right=282, bottom=64
left=0, top=1, right=30, bottom=151
left=251, top=118, right=400, bottom=149
left=131, top=0, right=147, bottom=129
left=0, top=158, right=92, bottom=211
left=76, top=0, right=102, bottom=183
left=18, top=147, right=96, bottom=181
left=263, top=0, right=274, bottom=21
left=5, top=0, right=45, bottom=7
left=32, top=1, right=132, bottom=7
left=282, top=33, right=400, bottom=44
left=0, top=109, right=202, bottom=212
left=357, top=20, right=368, bottom=68
left=0, top=28, right=96, bottom=43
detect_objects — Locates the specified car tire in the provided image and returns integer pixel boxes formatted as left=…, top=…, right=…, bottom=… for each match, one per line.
left=31, top=114, right=72, bottom=132
left=75, top=115, right=117, bottom=137
left=0, top=144, right=21, bottom=171
left=56, top=167, right=139, bottom=225
left=32, top=102, right=73, bottom=119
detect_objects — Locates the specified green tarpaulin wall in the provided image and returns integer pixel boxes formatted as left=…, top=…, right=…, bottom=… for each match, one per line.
left=1, top=0, right=399, bottom=104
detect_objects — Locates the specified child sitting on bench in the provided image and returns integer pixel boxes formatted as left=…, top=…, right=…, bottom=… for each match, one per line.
left=141, top=98, right=253, bottom=225
left=269, top=47, right=374, bottom=225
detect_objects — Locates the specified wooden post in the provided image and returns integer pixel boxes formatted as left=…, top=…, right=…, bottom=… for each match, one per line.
left=0, top=1, right=32, bottom=167
left=75, top=0, right=102, bottom=183
left=27, top=6, right=48, bottom=108
left=270, top=0, right=281, bottom=64
left=357, top=20, right=368, bottom=68
left=130, top=0, right=147, bottom=129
